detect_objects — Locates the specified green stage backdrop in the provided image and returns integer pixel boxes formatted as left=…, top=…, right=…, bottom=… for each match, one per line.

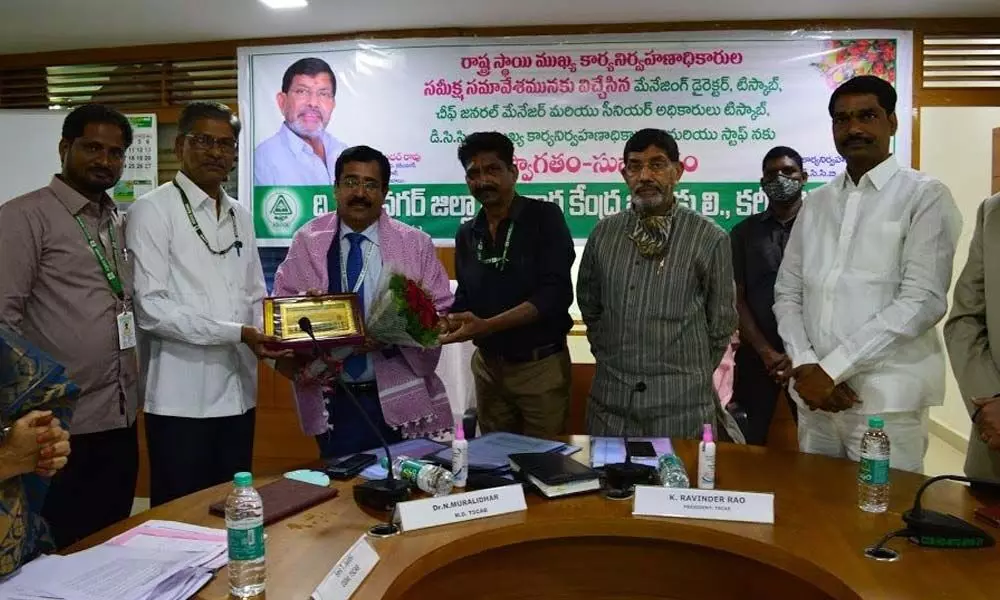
left=238, top=31, right=912, bottom=246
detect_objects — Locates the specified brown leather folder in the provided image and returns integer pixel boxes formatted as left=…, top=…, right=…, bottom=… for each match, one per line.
left=209, top=477, right=339, bottom=525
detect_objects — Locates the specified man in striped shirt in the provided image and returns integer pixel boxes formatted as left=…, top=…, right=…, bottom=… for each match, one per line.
left=578, top=128, right=740, bottom=440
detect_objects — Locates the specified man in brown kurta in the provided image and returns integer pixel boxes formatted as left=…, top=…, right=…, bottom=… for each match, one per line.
left=0, top=104, right=139, bottom=549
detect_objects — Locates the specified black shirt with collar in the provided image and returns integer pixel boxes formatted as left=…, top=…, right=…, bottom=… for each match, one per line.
left=452, top=194, right=575, bottom=355
left=729, top=207, right=798, bottom=351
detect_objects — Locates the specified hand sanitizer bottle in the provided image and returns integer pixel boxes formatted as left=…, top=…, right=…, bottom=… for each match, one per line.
left=697, top=423, right=716, bottom=490
left=451, top=420, right=469, bottom=488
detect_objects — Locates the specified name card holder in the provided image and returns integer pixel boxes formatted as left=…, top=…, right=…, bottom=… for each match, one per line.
left=393, top=484, right=527, bottom=532
left=633, top=486, right=775, bottom=524
left=311, top=534, right=380, bottom=600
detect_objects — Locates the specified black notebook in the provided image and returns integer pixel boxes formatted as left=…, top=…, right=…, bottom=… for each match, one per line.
left=509, top=452, right=601, bottom=498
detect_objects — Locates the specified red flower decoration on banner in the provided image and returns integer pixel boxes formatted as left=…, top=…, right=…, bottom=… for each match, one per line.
left=811, top=38, right=898, bottom=89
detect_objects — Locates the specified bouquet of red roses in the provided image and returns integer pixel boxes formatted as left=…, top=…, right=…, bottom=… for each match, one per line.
left=365, top=271, right=441, bottom=348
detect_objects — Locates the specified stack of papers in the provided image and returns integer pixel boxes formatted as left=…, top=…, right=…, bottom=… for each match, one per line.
left=354, top=434, right=581, bottom=480
left=1, top=520, right=228, bottom=600
left=434, top=432, right=579, bottom=471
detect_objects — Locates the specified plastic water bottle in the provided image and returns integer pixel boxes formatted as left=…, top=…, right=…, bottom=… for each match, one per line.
left=657, top=440, right=690, bottom=488
left=858, top=417, right=891, bottom=513
left=382, top=455, right=454, bottom=496
left=226, top=472, right=265, bottom=598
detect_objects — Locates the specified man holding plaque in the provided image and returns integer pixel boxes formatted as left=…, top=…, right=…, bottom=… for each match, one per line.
left=127, top=102, right=288, bottom=507
left=441, top=132, right=575, bottom=437
left=273, top=145, right=454, bottom=457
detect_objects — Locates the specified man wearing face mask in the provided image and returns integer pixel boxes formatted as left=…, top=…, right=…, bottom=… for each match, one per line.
left=774, top=76, right=961, bottom=472
left=578, top=128, right=740, bottom=440
left=441, top=132, right=575, bottom=437
left=729, top=146, right=807, bottom=445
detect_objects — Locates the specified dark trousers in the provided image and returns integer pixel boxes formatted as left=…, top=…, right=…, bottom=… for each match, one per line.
left=315, top=384, right=402, bottom=459
left=146, top=409, right=256, bottom=507
left=41, top=424, right=138, bottom=550
left=732, top=347, right=797, bottom=446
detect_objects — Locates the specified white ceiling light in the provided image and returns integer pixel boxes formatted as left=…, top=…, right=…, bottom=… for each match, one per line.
left=259, top=0, right=308, bottom=9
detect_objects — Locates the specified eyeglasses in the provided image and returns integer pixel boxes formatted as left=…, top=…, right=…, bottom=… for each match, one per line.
left=290, top=87, right=334, bottom=101
left=338, top=177, right=381, bottom=192
left=624, top=161, right=671, bottom=175
left=184, top=134, right=237, bottom=153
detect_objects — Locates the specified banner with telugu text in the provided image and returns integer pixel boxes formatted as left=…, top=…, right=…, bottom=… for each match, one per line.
left=238, top=31, right=912, bottom=246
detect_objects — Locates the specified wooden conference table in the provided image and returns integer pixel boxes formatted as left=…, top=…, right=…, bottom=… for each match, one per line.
left=72, top=437, right=999, bottom=599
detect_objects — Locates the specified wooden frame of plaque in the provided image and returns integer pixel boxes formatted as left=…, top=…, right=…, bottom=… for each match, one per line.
left=262, top=294, right=366, bottom=352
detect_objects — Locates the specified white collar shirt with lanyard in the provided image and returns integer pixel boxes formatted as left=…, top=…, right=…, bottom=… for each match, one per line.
left=339, top=221, right=381, bottom=383
left=127, top=171, right=266, bottom=418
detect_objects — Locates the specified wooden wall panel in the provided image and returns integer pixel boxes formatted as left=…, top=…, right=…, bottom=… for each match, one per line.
left=435, top=247, right=456, bottom=279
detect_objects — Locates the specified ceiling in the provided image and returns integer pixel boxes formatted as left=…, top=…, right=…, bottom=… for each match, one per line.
left=1, top=0, right=998, bottom=55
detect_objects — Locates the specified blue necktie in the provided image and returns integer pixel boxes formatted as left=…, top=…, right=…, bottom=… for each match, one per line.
left=344, top=232, right=367, bottom=379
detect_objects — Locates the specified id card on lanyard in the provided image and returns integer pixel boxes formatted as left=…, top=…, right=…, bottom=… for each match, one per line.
left=73, top=214, right=137, bottom=350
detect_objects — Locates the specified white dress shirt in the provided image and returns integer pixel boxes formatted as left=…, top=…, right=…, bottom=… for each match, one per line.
left=774, top=156, right=962, bottom=413
left=339, top=222, right=381, bottom=383
left=127, top=172, right=265, bottom=418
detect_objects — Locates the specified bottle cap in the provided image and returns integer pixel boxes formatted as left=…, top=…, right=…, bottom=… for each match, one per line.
left=869, top=416, right=884, bottom=429
left=702, top=423, right=714, bottom=443
left=379, top=456, right=390, bottom=469
left=234, top=472, right=252, bottom=487
left=455, top=420, right=465, bottom=441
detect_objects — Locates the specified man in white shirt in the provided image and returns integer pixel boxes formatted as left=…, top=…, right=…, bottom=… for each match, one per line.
left=774, top=75, right=961, bottom=472
left=127, top=102, right=288, bottom=506
left=253, top=57, right=348, bottom=186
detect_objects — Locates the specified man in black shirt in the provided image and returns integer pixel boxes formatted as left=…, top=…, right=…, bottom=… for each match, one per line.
left=730, top=146, right=807, bottom=445
left=440, top=132, right=575, bottom=436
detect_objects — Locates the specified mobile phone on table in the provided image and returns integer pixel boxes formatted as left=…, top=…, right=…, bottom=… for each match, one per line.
left=324, top=453, right=377, bottom=480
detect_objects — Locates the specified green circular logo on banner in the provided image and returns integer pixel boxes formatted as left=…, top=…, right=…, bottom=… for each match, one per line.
left=262, top=189, right=300, bottom=235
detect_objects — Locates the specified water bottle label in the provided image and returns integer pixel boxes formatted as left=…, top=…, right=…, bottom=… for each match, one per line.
left=859, top=457, right=889, bottom=485
left=399, top=459, right=424, bottom=483
left=228, top=520, right=265, bottom=561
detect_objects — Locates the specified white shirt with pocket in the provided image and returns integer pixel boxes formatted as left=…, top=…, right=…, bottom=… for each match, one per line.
left=774, top=156, right=962, bottom=413
left=127, top=171, right=265, bottom=418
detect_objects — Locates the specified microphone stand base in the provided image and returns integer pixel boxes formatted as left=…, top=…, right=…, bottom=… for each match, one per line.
left=603, top=462, right=656, bottom=499
left=367, top=522, right=402, bottom=538
left=604, top=487, right=636, bottom=501
left=354, top=478, right=411, bottom=512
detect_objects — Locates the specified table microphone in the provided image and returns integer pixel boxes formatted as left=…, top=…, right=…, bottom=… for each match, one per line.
left=866, top=474, right=997, bottom=557
left=298, top=317, right=409, bottom=535
left=602, top=381, right=656, bottom=500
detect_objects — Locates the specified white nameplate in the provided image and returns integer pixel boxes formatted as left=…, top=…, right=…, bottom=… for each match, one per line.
left=311, top=534, right=380, bottom=600
left=632, top=486, right=775, bottom=524
left=394, top=484, right=527, bottom=532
